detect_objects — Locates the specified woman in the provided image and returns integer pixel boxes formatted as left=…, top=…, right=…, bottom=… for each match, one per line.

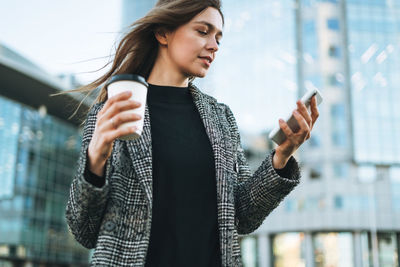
left=65, top=0, right=319, bottom=266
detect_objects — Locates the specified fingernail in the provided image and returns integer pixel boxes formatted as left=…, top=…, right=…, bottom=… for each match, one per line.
left=279, top=119, right=284, bottom=123
left=294, top=110, right=299, bottom=115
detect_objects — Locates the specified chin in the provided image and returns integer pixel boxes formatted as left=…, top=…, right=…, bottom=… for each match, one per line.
left=192, top=68, right=208, bottom=78
left=183, top=66, right=208, bottom=78
left=195, top=72, right=207, bottom=78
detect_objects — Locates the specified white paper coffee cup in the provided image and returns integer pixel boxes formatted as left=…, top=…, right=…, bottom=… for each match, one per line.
left=106, top=74, right=148, bottom=140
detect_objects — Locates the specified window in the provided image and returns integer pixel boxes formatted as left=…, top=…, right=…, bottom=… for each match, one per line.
left=310, top=166, right=322, bottom=179
left=334, top=195, right=343, bottom=209
left=333, top=163, right=349, bottom=179
left=305, top=196, right=326, bottom=211
left=327, top=18, right=340, bottom=30
left=377, top=233, right=399, bottom=266
left=313, top=233, right=354, bottom=267
left=331, top=104, right=347, bottom=147
left=328, top=74, right=342, bottom=86
left=328, top=45, right=341, bottom=58
left=272, top=233, right=306, bottom=267
left=240, top=236, right=258, bottom=267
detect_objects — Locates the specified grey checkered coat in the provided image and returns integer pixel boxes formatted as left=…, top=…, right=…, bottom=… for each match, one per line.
left=65, top=83, right=301, bottom=266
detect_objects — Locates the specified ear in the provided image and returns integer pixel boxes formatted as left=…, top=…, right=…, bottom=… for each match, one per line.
left=154, top=28, right=169, bottom=46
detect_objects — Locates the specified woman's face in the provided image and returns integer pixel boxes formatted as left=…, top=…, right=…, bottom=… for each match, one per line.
left=163, top=7, right=223, bottom=78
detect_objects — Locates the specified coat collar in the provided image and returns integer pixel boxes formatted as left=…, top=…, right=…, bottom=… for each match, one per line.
left=123, top=82, right=227, bottom=205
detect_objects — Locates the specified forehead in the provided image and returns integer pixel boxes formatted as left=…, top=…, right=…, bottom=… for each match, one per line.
left=189, top=7, right=223, bottom=34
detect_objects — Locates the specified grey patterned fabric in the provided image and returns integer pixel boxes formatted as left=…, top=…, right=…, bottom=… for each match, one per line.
left=65, top=82, right=301, bottom=266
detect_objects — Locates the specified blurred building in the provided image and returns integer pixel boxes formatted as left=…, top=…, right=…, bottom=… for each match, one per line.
left=0, top=43, right=93, bottom=267
left=255, top=1, right=400, bottom=267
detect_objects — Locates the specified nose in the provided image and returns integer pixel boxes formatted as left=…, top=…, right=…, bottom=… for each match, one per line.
left=206, top=38, right=219, bottom=53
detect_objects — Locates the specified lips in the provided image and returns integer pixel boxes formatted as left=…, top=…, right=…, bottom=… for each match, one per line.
left=199, top=56, right=213, bottom=64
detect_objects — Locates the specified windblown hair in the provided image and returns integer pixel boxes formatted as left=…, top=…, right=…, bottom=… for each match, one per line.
left=60, top=0, right=224, bottom=120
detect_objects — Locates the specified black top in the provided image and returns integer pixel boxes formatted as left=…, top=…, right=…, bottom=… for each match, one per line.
left=144, top=83, right=221, bottom=266
left=83, top=83, right=293, bottom=266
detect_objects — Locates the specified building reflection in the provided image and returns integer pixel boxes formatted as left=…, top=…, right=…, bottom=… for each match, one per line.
left=241, top=0, right=400, bottom=266
left=0, top=43, right=92, bottom=266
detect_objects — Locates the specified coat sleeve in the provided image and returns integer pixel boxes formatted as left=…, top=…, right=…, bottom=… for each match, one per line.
left=221, top=103, right=301, bottom=235
left=65, top=101, right=112, bottom=249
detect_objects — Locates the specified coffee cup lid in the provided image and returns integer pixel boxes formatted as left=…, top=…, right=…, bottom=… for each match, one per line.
left=106, top=74, right=148, bottom=89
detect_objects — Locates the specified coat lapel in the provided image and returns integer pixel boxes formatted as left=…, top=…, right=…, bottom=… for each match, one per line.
left=124, top=83, right=228, bottom=208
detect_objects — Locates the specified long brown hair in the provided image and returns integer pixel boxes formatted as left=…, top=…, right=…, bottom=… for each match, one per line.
left=59, top=0, right=224, bottom=120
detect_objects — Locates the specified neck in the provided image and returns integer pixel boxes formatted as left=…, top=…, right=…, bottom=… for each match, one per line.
left=147, top=49, right=189, bottom=87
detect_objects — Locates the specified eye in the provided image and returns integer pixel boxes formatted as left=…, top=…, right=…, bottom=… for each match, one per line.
left=197, top=30, right=207, bottom=35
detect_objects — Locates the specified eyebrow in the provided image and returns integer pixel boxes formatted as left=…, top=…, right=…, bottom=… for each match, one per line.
left=193, top=21, right=223, bottom=37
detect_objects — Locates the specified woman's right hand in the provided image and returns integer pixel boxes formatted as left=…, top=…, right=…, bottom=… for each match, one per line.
left=87, top=91, right=142, bottom=177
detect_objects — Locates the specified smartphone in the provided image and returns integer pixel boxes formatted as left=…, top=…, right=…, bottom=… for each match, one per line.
left=268, top=88, right=323, bottom=145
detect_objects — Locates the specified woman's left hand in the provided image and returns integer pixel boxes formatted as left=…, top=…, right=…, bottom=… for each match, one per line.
left=272, top=95, right=319, bottom=169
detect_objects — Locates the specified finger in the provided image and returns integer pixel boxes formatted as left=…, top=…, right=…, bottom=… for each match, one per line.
left=279, top=119, right=295, bottom=141
left=98, top=91, right=133, bottom=117
left=101, top=112, right=142, bottom=132
left=296, top=100, right=312, bottom=127
left=292, top=110, right=310, bottom=138
left=310, top=96, right=319, bottom=125
left=98, top=99, right=141, bottom=125
left=105, top=125, right=138, bottom=142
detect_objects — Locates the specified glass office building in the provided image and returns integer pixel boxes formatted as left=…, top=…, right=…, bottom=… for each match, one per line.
left=0, top=44, right=90, bottom=266
left=0, top=96, right=88, bottom=266
left=259, top=0, right=400, bottom=266
left=346, top=0, right=400, bottom=164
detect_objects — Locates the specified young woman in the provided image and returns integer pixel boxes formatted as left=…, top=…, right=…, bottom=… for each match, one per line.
left=65, top=0, right=319, bottom=266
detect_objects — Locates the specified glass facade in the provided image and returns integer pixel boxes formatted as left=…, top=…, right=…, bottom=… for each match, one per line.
left=240, top=236, right=259, bottom=267
left=361, top=232, right=400, bottom=267
left=0, top=97, right=20, bottom=199
left=377, top=233, right=399, bottom=267
left=347, top=0, right=400, bottom=164
left=271, top=231, right=400, bottom=267
left=391, top=167, right=400, bottom=211
left=0, top=95, right=88, bottom=265
left=272, top=232, right=306, bottom=267
left=313, top=232, right=354, bottom=267
left=298, top=0, right=400, bottom=164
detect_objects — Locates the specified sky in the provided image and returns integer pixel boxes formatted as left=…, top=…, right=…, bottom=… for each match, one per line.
left=0, top=0, right=123, bottom=85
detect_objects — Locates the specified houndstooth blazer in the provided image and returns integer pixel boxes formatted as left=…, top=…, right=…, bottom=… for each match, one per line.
left=65, top=82, right=301, bottom=266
